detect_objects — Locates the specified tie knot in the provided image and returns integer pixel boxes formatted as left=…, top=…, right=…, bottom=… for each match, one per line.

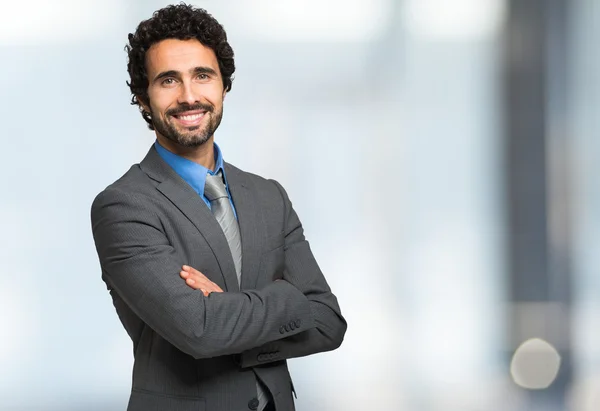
left=204, top=172, right=229, bottom=201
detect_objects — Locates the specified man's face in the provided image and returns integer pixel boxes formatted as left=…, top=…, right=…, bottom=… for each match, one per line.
left=142, top=38, right=226, bottom=148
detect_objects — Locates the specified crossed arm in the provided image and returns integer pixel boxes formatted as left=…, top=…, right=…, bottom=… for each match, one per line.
left=179, top=262, right=345, bottom=368
left=91, top=180, right=346, bottom=365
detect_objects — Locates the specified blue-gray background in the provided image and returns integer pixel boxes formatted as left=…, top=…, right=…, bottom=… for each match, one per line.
left=0, top=0, right=598, bottom=410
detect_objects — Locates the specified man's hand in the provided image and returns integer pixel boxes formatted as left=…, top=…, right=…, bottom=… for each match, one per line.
left=180, top=265, right=223, bottom=296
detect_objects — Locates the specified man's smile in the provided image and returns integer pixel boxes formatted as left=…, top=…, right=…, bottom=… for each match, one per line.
left=171, top=110, right=207, bottom=126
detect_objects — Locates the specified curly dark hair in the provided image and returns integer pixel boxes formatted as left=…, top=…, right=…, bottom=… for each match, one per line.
left=125, top=3, right=235, bottom=130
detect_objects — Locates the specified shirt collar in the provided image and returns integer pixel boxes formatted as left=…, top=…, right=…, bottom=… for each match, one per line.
left=154, top=140, right=229, bottom=197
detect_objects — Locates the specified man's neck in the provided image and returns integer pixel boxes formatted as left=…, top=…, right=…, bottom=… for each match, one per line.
left=156, top=135, right=216, bottom=171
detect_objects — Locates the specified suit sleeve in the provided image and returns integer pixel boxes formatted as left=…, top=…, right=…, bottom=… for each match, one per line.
left=238, top=180, right=347, bottom=368
left=91, top=187, right=315, bottom=360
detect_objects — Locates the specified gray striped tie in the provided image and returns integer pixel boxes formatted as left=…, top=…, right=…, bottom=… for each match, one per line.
left=204, top=171, right=270, bottom=410
left=204, top=172, right=242, bottom=284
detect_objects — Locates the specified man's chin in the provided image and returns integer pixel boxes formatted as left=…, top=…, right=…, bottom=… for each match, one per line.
left=166, top=125, right=210, bottom=147
left=175, top=134, right=211, bottom=148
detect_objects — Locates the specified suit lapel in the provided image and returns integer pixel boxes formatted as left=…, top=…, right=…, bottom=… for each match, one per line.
left=140, top=146, right=240, bottom=292
left=225, top=163, right=262, bottom=290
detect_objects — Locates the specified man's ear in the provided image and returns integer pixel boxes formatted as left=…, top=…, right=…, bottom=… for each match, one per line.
left=136, top=95, right=150, bottom=113
left=222, top=90, right=227, bottom=101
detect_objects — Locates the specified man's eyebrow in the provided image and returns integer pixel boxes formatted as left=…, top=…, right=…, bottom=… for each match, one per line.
left=153, top=67, right=218, bottom=83
left=192, top=66, right=218, bottom=76
left=153, top=70, right=180, bottom=82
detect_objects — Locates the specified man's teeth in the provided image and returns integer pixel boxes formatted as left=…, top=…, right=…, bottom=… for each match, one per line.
left=178, top=113, right=204, bottom=121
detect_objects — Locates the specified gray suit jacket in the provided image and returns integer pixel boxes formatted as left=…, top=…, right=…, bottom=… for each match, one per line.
left=91, top=146, right=347, bottom=411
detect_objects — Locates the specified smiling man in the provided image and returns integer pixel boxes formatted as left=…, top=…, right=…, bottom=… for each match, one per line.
left=90, top=4, right=346, bottom=411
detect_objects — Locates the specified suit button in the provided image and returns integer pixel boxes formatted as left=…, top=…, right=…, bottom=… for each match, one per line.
left=248, top=397, right=259, bottom=410
left=289, top=321, right=296, bottom=330
left=279, top=326, right=286, bottom=334
left=284, top=324, right=290, bottom=332
left=257, top=354, right=265, bottom=362
left=295, top=319, right=302, bottom=328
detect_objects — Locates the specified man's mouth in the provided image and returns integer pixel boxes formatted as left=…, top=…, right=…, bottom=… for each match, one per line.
left=171, top=110, right=207, bottom=126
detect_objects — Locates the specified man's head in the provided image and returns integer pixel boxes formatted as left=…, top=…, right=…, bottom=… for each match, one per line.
left=126, top=4, right=235, bottom=148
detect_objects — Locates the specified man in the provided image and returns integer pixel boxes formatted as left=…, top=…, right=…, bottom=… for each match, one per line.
left=90, top=4, right=347, bottom=411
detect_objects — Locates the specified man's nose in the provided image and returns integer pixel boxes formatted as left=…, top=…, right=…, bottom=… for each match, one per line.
left=178, top=81, right=199, bottom=106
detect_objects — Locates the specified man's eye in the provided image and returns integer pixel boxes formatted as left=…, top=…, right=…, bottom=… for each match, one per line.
left=162, top=78, right=176, bottom=85
left=197, top=74, right=208, bottom=80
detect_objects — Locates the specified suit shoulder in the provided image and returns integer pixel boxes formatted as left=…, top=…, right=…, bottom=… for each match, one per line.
left=225, top=163, right=287, bottom=198
left=91, top=164, right=154, bottom=211
left=225, top=162, right=267, bottom=182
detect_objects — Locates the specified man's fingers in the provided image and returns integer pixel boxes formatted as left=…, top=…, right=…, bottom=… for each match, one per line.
left=181, top=265, right=223, bottom=292
left=180, top=271, right=204, bottom=288
left=182, top=265, right=207, bottom=278
left=180, top=269, right=223, bottom=294
left=182, top=265, right=221, bottom=289
left=180, top=271, right=207, bottom=288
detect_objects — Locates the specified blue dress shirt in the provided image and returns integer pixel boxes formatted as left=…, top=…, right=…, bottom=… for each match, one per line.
left=154, top=140, right=237, bottom=218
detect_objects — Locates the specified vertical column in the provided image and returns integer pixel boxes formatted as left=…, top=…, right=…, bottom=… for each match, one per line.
left=504, top=0, right=571, bottom=409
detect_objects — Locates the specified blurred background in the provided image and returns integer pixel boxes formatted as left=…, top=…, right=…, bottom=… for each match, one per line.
left=0, top=0, right=598, bottom=410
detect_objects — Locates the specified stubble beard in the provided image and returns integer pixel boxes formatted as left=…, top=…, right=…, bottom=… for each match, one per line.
left=152, top=103, right=223, bottom=148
